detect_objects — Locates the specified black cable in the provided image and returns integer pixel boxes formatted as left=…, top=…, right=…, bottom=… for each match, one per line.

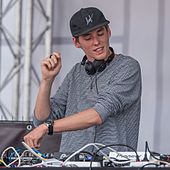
left=141, top=141, right=170, bottom=167
left=146, top=141, right=161, bottom=161
left=89, top=143, right=140, bottom=170
left=94, top=143, right=140, bottom=161
left=142, top=141, right=149, bottom=161
left=138, top=163, right=160, bottom=170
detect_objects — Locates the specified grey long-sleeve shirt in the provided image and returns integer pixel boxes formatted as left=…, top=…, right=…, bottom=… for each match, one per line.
left=34, top=52, right=142, bottom=153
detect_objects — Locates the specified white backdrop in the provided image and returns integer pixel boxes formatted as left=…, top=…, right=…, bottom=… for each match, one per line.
left=49, top=0, right=170, bottom=153
left=1, top=0, right=170, bottom=154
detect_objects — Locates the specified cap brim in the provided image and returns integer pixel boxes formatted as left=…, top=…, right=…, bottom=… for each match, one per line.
left=73, top=20, right=110, bottom=37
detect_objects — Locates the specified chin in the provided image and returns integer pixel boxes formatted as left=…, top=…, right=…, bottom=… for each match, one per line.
left=96, top=52, right=108, bottom=60
left=88, top=51, right=107, bottom=61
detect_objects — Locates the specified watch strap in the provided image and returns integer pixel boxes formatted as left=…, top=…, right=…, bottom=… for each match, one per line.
left=45, top=120, right=54, bottom=135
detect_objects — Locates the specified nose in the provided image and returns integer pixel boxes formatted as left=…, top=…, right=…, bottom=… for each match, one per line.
left=93, top=36, right=100, bottom=46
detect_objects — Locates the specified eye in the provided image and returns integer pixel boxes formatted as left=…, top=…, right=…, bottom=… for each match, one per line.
left=84, top=36, right=91, bottom=41
left=97, top=29, right=105, bottom=36
left=98, top=32, right=104, bottom=36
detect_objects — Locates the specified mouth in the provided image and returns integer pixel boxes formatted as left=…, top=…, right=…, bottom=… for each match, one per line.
left=93, top=47, right=104, bottom=54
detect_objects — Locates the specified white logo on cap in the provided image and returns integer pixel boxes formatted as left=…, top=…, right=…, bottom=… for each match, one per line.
left=85, top=14, right=93, bottom=25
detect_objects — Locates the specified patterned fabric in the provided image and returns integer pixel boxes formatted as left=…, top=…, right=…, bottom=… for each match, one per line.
left=33, top=50, right=142, bottom=153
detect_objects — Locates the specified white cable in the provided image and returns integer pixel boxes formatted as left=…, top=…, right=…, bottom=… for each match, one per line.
left=63, top=142, right=133, bottom=167
left=63, top=142, right=116, bottom=165
left=110, top=159, right=134, bottom=165
left=21, top=141, right=47, bottom=161
left=1, top=143, right=64, bottom=168
left=20, top=158, right=63, bottom=167
left=21, top=141, right=63, bottom=167
left=44, top=158, right=62, bottom=163
left=94, top=143, right=131, bottom=161
left=152, top=158, right=170, bottom=166
left=1, top=146, right=21, bottom=167
left=63, top=143, right=101, bottom=165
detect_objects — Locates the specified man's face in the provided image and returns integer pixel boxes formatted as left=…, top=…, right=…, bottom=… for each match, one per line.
left=73, top=26, right=111, bottom=61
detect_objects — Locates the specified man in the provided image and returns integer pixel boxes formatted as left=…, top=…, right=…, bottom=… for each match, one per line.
left=24, top=7, right=142, bottom=153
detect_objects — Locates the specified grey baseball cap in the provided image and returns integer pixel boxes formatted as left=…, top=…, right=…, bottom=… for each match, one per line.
left=70, top=7, right=110, bottom=37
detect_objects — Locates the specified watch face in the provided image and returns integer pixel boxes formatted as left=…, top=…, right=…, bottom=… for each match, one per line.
left=46, top=120, right=54, bottom=124
left=45, top=122, right=50, bottom=127
left=44, top=120, right=54, bottom=135
left=45, top=120, right=53, bottom=126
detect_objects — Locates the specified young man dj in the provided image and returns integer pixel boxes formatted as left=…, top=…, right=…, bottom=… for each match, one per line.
left=24, top=7, right=142, bottom=153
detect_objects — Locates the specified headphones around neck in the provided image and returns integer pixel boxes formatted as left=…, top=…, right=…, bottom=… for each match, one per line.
left=81, top=48, right=115, bottom=75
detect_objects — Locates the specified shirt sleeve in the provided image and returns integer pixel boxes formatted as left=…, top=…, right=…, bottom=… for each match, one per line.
left=93, top=58, right=142, bottom=122
left=33, top=69, right=72, bottom=127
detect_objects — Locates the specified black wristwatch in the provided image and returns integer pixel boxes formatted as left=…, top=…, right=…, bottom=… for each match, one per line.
left=44, top=120, right=54, bottom=135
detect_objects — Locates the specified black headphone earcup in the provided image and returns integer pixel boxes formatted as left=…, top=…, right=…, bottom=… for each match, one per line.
left=96, top=62, right=106, bottom=72
left=85, top=61, right=96, bottom=75
left=81, top=50, right=114, bottom=75
left=84, top=60, right=107, bottom=75
left=81, top=55, right=87, bottom=66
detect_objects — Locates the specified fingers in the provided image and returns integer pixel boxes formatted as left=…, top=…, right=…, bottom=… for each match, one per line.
left=23, top=129, right=42, bottom=149
left=24, top=136, right=34, bottom=148
left=41, top=52, right=62, bottom=81
left=50, top=52, right=61, bottom=63
left=43, top=58, right=55, bottom=70
left=42, top=52, right=61, bottom=70
left=24, top=135, right=39, bottom=149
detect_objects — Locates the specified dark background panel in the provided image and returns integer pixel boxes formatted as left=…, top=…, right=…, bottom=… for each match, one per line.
left=0, top=121, right=61, bottom=154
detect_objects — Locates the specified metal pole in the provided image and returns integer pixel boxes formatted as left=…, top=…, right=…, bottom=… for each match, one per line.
left=13, top=0, right=22, bottom=120
left=0, top=0, right=2, bottom=97
left=0, top=0, right=2, bottom=119
left=45, top=0, right=53, bottom=55
left=23, top=0, right=33, bottom=121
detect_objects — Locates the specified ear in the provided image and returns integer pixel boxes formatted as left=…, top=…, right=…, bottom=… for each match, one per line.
left=108, top=26, right=111, bottom=38
left=72, top=37, right=81, bottom=48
